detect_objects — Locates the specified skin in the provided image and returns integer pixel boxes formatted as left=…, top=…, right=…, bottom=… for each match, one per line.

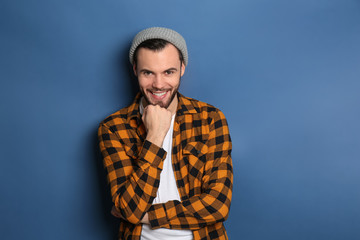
left=134, top=43, right=185, bottom=147
left=111, top=43, right=185, bottom=224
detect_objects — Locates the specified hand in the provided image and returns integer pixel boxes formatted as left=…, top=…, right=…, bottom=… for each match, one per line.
left=112, top=206, right=150, bottom=224
left=142, top=105, right=172, bottom=147
left=140, top=213, right=149, bottom=224
left=111, top=206, right=122, bottom=218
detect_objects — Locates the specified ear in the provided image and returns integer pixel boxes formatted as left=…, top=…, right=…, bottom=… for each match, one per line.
left=180, top=63, right=186, bottom=77
left=133, top=63, right=137, bottom=76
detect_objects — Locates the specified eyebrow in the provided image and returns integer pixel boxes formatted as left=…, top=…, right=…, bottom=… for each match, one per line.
left=139, top=69, right=153, bottom=74
left=163, top=68, right=178, bottom=72
left=139, top=67, right=178, bottom=74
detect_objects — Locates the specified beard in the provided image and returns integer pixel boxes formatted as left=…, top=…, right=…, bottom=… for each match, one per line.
left=141, top=86, right=179, bottom=108
left=141, top=82, right=180, bottom=109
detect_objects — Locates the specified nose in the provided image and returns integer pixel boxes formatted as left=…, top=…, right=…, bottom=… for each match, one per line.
left=152, top=74, right=164, bottom=89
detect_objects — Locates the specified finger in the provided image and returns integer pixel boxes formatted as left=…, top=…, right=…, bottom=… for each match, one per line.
left=111, top=209, right=117, bottom=217
left=111, top=208, right=121, bottom=218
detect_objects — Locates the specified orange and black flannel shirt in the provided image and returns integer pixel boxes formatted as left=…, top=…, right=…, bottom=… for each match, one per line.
left=98, top=92, right=233, bottom=240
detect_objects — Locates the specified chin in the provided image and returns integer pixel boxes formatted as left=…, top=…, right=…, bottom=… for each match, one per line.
left=150, top=98, right=171, bottom=108
left=146, top=93, right=173, bottom=108
left=141, top=87, right=179, bottom=109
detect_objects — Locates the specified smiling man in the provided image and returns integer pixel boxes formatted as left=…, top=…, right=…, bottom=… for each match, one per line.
left=98, top=27, right=233, bottom=240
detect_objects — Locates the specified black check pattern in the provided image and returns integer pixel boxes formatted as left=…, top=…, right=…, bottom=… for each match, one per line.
left=98, top=92, right=233, bottom=240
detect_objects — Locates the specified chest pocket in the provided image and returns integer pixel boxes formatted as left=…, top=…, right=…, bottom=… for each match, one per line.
left=182, top=141, right=208, bottom=178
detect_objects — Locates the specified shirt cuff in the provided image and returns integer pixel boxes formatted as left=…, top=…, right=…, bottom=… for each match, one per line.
left=147, top=203, right=170, bottom=229
left=148, top=201, right=182, bottom=229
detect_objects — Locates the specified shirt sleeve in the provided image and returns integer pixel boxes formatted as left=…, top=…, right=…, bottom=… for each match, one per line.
left=146, top=110, right=233, bottom=230
left=98, top=123, right=166, bottom=224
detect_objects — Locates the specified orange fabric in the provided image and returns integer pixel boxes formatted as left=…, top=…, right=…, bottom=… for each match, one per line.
left=98, top=93, right=233, bottom=240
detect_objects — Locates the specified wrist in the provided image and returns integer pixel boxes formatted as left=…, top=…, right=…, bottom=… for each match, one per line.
left=146, top=131, right=166, bottom=147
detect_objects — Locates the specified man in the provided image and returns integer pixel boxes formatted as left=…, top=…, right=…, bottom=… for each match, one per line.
left=98, top=27, right=233, bottom=240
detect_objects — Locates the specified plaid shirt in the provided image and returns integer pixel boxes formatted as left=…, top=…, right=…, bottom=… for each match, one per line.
left=98, top=92, right=233, bottom=240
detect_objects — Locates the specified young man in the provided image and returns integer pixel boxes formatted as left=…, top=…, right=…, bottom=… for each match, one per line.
left=98, top=27, right=233, bottom=240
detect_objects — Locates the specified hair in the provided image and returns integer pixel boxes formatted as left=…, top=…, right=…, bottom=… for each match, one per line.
left=133, top=38, right=184, bottom=65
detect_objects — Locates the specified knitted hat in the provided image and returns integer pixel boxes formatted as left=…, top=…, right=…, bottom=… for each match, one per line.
left=129, top=27, right=188, bottom=66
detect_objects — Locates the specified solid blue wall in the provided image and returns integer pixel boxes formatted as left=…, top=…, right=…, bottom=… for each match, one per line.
left=1, top=0, right=359, bottom=239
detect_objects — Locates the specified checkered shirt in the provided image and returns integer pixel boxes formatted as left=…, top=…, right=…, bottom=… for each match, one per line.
left=98, top=92, right=233, bottom=240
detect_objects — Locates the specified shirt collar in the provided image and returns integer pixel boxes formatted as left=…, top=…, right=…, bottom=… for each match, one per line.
left=176, top=92, right=198, bottom=116
left=127, top=92, right=142, bottom=121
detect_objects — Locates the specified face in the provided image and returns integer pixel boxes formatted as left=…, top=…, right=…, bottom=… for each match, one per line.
left=134, top=44, right=185, bottom=113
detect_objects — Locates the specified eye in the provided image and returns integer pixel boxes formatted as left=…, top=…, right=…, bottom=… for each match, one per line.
left=165, top=70, right=175, bottom=75
left=142, top=71, right=152, bottom=76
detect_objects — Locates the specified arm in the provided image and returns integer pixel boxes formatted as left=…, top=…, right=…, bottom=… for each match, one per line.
left=146, top=110, right=233, bottom=230
left=98, top=105, right=172, bottom=224
left=98, top=124, right=166, bottom=224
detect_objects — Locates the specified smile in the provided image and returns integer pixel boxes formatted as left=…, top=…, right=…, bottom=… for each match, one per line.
left=152, top=92, right=167, bottom=97
left=149, top=90, right=169, bottom=100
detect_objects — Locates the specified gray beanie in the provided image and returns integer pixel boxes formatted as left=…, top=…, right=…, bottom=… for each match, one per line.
left=129, top=27, right=188, bottom=66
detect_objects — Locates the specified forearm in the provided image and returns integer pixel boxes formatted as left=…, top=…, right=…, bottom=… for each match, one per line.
left=99, top=124, right=166, bottom=224
left=147, top=155, right=233, bottom=230
left=146, top=110, right=233, bottom=230
left=111, top=159, right=161, bottom=223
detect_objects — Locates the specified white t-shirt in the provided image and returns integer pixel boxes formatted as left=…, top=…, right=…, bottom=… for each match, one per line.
left=139, top=99, right=193, bottom=240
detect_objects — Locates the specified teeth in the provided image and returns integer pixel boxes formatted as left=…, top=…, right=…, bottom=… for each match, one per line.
left=153, top=92, right=166, bottom=96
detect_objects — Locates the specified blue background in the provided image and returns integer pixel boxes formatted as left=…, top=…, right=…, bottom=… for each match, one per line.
left=1, top=0, right=359, bottom=239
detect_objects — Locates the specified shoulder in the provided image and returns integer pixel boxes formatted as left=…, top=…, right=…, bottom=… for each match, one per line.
left=99, top=92, right=142, bottom=129
left=98, top=104, right=137, bottom=132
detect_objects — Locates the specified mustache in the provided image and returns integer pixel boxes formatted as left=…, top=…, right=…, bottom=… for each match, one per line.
left=148, top=88, right=171, bottom=92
